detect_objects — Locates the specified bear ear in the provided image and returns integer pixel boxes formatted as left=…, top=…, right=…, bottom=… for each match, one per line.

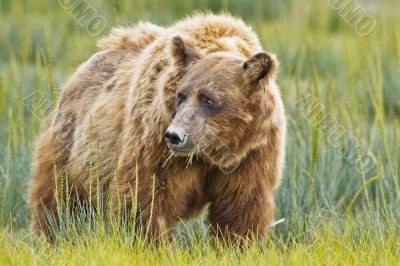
left=171, top=35, right=202, bottom=68
left=243, top=52, right=279, bottom=87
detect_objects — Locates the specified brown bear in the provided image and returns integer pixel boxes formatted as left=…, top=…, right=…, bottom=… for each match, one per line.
left=28, top=13, right=286, bottom=241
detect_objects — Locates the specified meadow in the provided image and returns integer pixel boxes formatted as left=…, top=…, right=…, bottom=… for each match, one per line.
left=0, top=0, right=399, bottom=265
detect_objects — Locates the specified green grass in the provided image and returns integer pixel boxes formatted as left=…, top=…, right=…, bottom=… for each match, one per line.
left=2, top=214, right=400, bottom=265
left=1, top=0, right=400, bottom=265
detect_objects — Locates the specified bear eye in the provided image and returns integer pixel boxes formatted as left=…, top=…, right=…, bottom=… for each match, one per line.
left=199, top=94, right=214, bottom=106
left=176, top=93, right=186, bottom=106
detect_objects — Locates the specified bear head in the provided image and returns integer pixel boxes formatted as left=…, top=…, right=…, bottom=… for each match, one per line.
left=164, top=35, right=280, bottom=173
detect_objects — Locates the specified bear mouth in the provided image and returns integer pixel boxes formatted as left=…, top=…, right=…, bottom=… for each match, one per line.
left=166, top=142, right=199, bottom=157
left=167, top=143, right=192, bottom=155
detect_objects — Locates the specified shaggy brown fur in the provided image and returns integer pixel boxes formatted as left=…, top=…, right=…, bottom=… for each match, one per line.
left=28, top=13, right=286, bottom=241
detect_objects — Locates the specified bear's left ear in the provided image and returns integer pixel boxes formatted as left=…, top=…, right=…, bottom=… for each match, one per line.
left=171, top=35, right=202, bottom=68
left=243, top=52, right=279, bottom=87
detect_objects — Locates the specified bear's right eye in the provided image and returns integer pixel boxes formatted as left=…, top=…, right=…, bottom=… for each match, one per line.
left=176, top=93, right=186, bottom=106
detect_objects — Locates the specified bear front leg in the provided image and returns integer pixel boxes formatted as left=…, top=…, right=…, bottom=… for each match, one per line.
left=110, top=171, right=181, bottom=242
left=207, top=181, right=276, bottom=242
left=113, top=156, right=208, bottom=242
left=111, top=184, right=180, bottom=241
left=206, top=144, right=282, bottom=242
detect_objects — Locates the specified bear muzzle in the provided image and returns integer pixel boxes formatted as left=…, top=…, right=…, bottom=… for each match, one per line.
left=164, top=126, right=193, bottom=154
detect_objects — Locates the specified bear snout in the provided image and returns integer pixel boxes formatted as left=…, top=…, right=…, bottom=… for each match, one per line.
left=165, top=126, right=188, bottom=148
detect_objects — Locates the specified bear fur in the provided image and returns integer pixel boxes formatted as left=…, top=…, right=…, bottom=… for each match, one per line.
left=28, top=13, right=286, bottom=241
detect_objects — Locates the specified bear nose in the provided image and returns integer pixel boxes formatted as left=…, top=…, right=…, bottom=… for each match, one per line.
left=164, top=127, right=187, bottom=146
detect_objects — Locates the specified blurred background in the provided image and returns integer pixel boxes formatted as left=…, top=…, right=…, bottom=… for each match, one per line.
left=0, top=0, right=399, bottom=238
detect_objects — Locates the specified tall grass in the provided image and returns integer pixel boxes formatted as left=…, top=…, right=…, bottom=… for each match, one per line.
left=0, top=0, right=399, bottom=264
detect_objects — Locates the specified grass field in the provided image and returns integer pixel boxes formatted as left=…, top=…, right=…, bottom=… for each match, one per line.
left=1, top=0, right=400, bottom=265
